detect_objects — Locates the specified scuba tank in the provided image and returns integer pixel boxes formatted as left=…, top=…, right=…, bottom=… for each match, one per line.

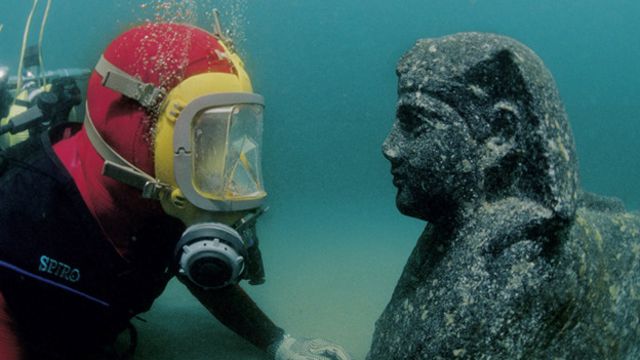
left=0, top=0, right=89, bottom=150
left=0, top=62, right=87, bottom=150
left=0, top=46, right=89, bottom=150
left=0, top=75, right=83, bottom=143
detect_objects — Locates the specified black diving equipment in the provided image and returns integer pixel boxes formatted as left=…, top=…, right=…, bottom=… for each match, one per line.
left=0, top=67, right=11, bottom=119
left=174, top=207, right=267, bottom=289
left=0, top=77, right=82, bottom=137
left=234, top=207, right=267, bottom=285
left=6, top=67, right=91, bottom=91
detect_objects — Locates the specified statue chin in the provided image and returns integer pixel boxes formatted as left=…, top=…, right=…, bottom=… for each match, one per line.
left=394, top=189, right=424, bottom=220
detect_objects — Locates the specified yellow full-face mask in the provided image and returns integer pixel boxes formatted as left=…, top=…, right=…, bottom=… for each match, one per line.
left=154, top=74, right=267, bottom=217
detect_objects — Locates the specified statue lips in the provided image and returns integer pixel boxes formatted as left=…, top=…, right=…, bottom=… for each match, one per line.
left=391, top=169, right=404, bottom=187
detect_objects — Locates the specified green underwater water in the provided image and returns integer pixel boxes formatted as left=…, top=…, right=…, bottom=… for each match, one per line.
left=1, top=0, right=639, bottom=359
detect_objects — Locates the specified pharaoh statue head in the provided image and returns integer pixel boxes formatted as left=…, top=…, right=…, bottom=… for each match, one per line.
left=383, top=32, right=579, bottom=225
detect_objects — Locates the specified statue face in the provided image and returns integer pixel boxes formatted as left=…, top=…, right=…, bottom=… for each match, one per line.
left=383, top=34, right=579, bottom=223
left=383, top=82, right=479, bottom=221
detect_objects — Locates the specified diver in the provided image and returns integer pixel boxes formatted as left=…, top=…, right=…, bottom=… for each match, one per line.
left=0, top=22, right=351, bottom=360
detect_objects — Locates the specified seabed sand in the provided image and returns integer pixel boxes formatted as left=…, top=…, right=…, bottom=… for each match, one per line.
left=129, top=224, right=420, bottom=360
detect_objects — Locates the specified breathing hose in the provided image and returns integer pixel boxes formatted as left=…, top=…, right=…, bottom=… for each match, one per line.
left=37, top=0, right=52, bottom=87
left=16, top=0, right=39, bottom=96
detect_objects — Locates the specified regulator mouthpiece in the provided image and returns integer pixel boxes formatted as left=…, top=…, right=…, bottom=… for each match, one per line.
left=176, top=223, right=247, bottom=289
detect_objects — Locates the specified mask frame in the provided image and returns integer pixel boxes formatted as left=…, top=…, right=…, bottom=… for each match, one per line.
left=173, top=92, right=265, bottom=212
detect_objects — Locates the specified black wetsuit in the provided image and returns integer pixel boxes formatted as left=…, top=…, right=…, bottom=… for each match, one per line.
left=0, top=124, right=183, bottom=359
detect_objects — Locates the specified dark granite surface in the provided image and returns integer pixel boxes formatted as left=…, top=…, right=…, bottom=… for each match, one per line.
left=370, top=32, right=640, bottom=359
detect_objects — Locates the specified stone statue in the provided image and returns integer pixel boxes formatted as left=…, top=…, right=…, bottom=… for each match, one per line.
left=368, top=32, right=640, bottom=359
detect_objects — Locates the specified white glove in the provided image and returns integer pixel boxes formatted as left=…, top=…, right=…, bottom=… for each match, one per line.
left=270, top=334, right=352, bottom=360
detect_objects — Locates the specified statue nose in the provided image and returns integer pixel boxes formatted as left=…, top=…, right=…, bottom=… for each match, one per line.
left=382, top=135, right=400, bottom=162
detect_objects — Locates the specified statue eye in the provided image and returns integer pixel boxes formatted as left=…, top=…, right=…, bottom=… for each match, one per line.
left=396, top=105, right=423, bottom=133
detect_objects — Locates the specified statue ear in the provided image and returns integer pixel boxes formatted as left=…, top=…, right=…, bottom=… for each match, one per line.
left=489, top=100, right=520, bottom=138
left=468, top=50, right=536, bottom=198
left=479, top=94, right=523, bottom=190
left=466, top=49, right=530, bottom=139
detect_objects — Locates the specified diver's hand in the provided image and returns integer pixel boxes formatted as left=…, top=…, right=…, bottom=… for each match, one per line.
left=270, top=335, right=352, bottom=360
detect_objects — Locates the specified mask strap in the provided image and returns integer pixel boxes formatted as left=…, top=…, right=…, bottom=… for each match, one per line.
left=83, top=103, right=171, bottom=199
left=94, top=55, right=166, bottom=109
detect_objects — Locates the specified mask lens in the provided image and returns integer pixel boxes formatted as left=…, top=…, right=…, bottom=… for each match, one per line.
left=191, top=104, right=265, bottom=201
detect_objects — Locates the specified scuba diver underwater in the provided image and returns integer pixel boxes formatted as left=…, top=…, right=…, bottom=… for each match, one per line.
left=0, top=7, right=351, bottom=360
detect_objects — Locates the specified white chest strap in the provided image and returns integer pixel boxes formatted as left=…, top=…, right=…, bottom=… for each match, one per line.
left=83, top=104, right=171, bottom=199
left=94, top=55, right=166, bottom=109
